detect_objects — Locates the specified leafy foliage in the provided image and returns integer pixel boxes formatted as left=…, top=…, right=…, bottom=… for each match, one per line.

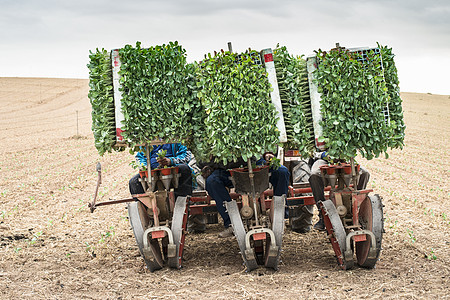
left=194, top=50, right=279, bottom=165
left=87, top=48, right=116, bottom=156
left=273, top=45, right=315, bottom=156
left=156, top=149, right=167, bottom=160
left=379, top=43, right=406, bottom=150
left=118, top=41, right=197, bottom=149
left=314, top=46, right=404, bottom=160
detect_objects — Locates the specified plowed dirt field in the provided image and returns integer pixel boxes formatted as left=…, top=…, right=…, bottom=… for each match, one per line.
left=0, top=78, right=449, bottom=299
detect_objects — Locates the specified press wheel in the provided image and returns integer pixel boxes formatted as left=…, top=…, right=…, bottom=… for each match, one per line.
left=225, top=200, right=257, bottom=271
left=265, top=195, right=285, bottom=270
left=127, top=201, right=164, bottom=271
left=168, top=196, right=188, bottom=269
left=321, top=200, right=353, bottom=270
left=355, top=194, right=383, bottom=268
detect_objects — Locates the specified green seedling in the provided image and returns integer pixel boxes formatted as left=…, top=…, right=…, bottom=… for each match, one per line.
left=130, top=160, right=146, bottom=171
left=77, top=199, right=87, bottom=212
left=389, top=220, right=398, bottom=229
left=406, top=228, right=416, bottom=243
left=85, top=242, right=96, bottom=257
left=99, top=226, right=115, bottom=243
left=29, top=231, right=43, bottom=245
left=157, top=149, right=167, bottom=160
left=427, top=249, right=437, bottom=260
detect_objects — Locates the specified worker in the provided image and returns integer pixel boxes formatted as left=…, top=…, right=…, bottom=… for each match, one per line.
left=128, top=143, right=193, bottom=199
left=309, top=151, right=370, bottom=231
left=202, top=152, right=290, bottom=238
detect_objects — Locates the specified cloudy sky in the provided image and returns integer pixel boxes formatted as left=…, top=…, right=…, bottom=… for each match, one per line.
left=1, top=0, right=449, bottom=94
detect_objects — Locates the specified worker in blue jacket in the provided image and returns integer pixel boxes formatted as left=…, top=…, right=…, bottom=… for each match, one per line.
left=129, top=143, right=193, bottom=198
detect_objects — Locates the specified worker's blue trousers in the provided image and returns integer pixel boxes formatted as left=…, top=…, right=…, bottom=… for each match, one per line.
left=206, top=165, right=290, bottom=228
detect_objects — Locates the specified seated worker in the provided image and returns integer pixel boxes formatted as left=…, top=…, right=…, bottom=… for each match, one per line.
left=129, top=143, right=193, bottom=198
left=308, top=151, right=370, bottom=231
left=202, top=152, right=290, bottom=238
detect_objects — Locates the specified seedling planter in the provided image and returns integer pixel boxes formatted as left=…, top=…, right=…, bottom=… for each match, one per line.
left=326, top=165, right=336, bottom=175
left=160, top=168, right=172, bottom=176
left=343, top=164, right=352, bottom=175
left=230, top=165, right=270, bottom=195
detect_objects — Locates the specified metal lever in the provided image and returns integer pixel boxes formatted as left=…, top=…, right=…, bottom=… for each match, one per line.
left=89, top=162, right=102, bottom=213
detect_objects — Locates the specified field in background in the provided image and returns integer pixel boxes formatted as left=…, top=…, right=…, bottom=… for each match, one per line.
left=0, top=78, right=449, bottom=299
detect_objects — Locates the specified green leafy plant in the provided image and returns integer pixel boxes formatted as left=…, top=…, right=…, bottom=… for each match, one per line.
left=129, top=160, right=146, bottom=171
left=314, top=44, right=405, bottom=160
left=273, top=45, right=315, bottom=156
left=194, top=49, right=279, bottom=165
left=99, top=226, right=115, bottom=243
left=157, top=149, right=167, bottom=160
left=29, top=231, right=43, bottom=245
left=118, top=41, right=197, bottom=149
left=0, top=210, right=8, bottom=220
left=427, top=249, right=437, bottom=260
left=379, top=43, right=406, bottom=149
left=406, top=228, right=416, bottom=243
left=268, top=157, right=281, bottom=170
left=87, top=48, right=116, bottom=156
left=85, top=242, right=96, bottom=257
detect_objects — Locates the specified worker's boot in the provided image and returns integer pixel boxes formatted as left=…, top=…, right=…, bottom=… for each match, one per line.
left=218, top=226, right=234, bottom=238
left=313, top=214, right=326, bottom=231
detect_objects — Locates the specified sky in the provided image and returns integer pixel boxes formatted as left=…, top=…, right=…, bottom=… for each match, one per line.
left=1, top=0, right=449, bottom=95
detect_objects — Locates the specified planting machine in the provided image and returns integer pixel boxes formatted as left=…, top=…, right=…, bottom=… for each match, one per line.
left=304, top=44, right=385, bottom=269
left=317, top=162, right=383, bottom=269
left=89, top=144, right=189, bottom=272
left=88, top=42, right=385, bottom=272
left=228, top=163, right=285, bottom=271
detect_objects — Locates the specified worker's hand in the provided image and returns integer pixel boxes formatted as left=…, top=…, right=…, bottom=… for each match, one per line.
left=264, top=153, right=275, bottom=162
left=157, top=157, right=171, bottom=167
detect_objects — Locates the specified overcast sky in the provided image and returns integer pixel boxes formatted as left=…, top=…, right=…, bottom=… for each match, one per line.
left=1, top=0, right=449, bottom=94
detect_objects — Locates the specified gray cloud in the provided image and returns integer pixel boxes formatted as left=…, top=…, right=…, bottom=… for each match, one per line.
left=0, top=0, right=449, bottom=94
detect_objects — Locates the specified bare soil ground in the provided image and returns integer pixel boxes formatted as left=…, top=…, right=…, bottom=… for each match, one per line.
left=0, top=78, right=449, bottom=299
